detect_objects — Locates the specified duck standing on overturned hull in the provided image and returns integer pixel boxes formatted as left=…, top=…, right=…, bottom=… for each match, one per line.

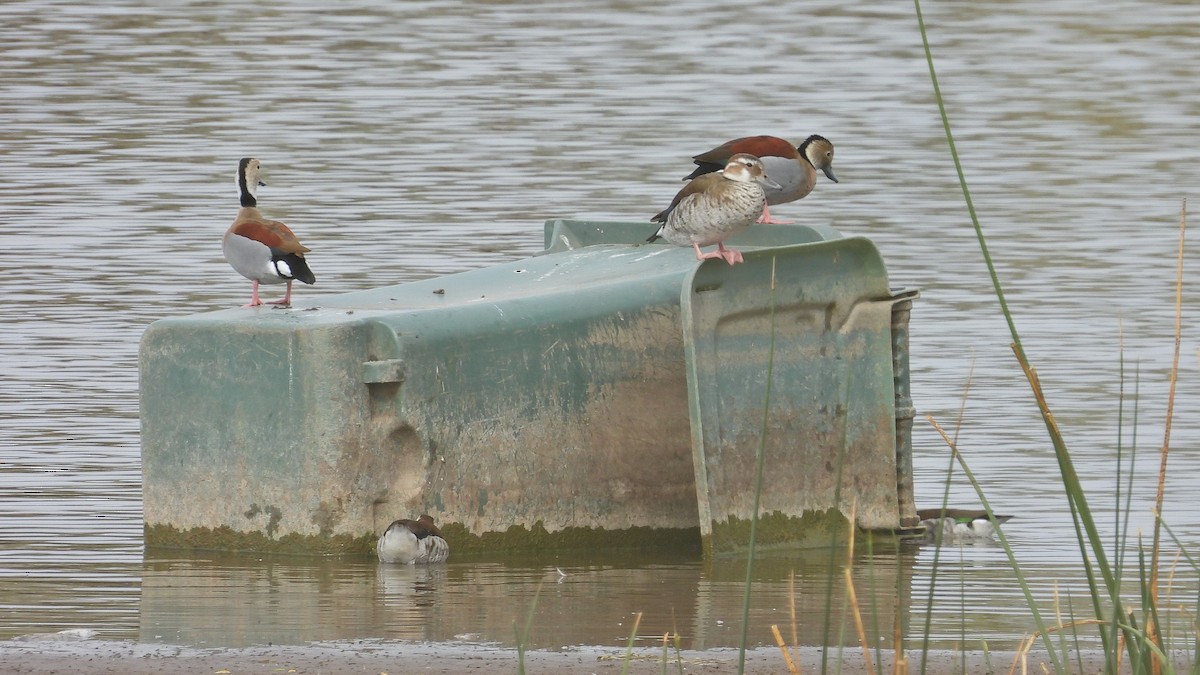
left=223, top=158, right=316, bottom=307
left=917, top=508, right=1013, bottom=544
left=682, top=134, right=838, bottom=224
left=377, top=514, right=450, bottom=564
left=647, top=153, right=781, bottom=265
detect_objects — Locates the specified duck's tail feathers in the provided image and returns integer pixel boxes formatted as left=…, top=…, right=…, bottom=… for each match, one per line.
left=276, top=253, right=316, bottom=285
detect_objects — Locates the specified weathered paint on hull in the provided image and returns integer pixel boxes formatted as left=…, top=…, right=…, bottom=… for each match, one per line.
left=680, top=241, right=914, bottom=554
left=139, top=220, right=915, bottom=555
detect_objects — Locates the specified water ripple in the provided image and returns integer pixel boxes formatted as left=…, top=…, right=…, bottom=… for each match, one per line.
left=1, top=0, right=1198, bottom=650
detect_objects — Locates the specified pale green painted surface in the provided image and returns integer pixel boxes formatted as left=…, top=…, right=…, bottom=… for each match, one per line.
left=139, top=220, right=915, bottom=555
left=680, top=239, right=910, bottom=554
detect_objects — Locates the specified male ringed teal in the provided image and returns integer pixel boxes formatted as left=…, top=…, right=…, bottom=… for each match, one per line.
left=648, top=153, right=781, bottom=265
left=377, top=514, right=450, bottom=564
left=917, top=508, right=1013, bottom=544
left=683, top=135, right=837, bottom=224
left=222, top=158, right=316, bottom=307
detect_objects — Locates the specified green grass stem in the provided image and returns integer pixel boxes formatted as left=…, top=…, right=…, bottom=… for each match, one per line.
left=673, top=631, right=685, bottom=675
left=737, top=256, right=778, bottom=674
left=515, top=579, right=544, bottom=675
left=1067, top=589, right=1085, bottom=675
left=820, top=352, right=855, bottom=673
left=1115, top=325, right=1141, bottom=581
left=926, top=415, right=1059, bottom=670
left=911, top=0, right=1022, bottom=355
left=661, top=634, right=667, bottom=675
left=918, top=430, right=955, bottom=638
left=866, top=535, right=884, bottom=669
left=908, top=2, right=1196, bottom=671
left=918, top=364, right=974, bottom=675
left=619, top=612, right=642, bottom=675
left=1159, top=522, right=1200, bottom=674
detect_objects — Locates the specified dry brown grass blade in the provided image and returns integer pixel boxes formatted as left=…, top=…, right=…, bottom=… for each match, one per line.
left=842, top=501, right=876, bottom=675
left=790, top=570, right=798, bottom=648
left=1147, top=196, right=1186, bottom=675
left=893, top=598, right=904, bottom=675
left=844, top=569, right=875, bottom=675
left=1007, top=619, right=1108, bottom=675
left=1009, top=639, right=1025, bottom=675
left=1113, top=609, right=1131, bottom=673
left=771, top=624, right=800, bottom=675
left=1165, top=550, right=1181, bottom=646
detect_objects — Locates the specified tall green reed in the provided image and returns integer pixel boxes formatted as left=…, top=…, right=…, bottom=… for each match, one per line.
left=514, top=579, right=543, bottom=675
left=913, top=0, right=1189, bottom=670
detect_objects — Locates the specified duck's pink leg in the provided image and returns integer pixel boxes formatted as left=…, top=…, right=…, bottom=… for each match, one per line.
left=243, top=280, right=264, bottom=308
left=693, top=241, right=743, bottom=265
left=756, top=204, right=792, bottom=225
left=716, top=242, right=744, bottom=265
left=267, top=280, right=294, bottom=306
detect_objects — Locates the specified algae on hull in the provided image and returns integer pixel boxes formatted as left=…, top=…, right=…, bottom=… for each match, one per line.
left=705, top=509, right=851, bottom=557
left=145, top=521, right=702, bottom=558
left=144, top=523, right=376, bottom=557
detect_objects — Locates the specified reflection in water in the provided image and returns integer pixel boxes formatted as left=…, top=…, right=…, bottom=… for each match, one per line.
left=1, top=0, right=1198, bottom=652
left=131, top=546, right=1197, bottom=651
left=136, top=548, right=919, bottom=651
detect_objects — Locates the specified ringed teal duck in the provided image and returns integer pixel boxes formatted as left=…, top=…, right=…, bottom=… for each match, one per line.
left=683, top=135, right=837, bottom=224
left=377, top=514, right=450, bottom=564
left=222, top=158, right=316, bottom=307
left=917, top=508, right=1013, bottom=544
left=648, top=153, right=781, bottom=265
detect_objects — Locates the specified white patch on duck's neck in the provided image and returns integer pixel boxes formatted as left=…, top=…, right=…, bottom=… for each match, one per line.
left=242, top=176, right=258, bottom=201
left=238, top=159, right=261, bottom=207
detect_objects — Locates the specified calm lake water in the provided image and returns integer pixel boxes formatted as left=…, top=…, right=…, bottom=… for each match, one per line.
left=2, top=0, right=1198, bottom=658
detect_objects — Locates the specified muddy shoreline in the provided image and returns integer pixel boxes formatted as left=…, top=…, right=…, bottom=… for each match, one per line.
left=0, top=636, right=1145, bottom=674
